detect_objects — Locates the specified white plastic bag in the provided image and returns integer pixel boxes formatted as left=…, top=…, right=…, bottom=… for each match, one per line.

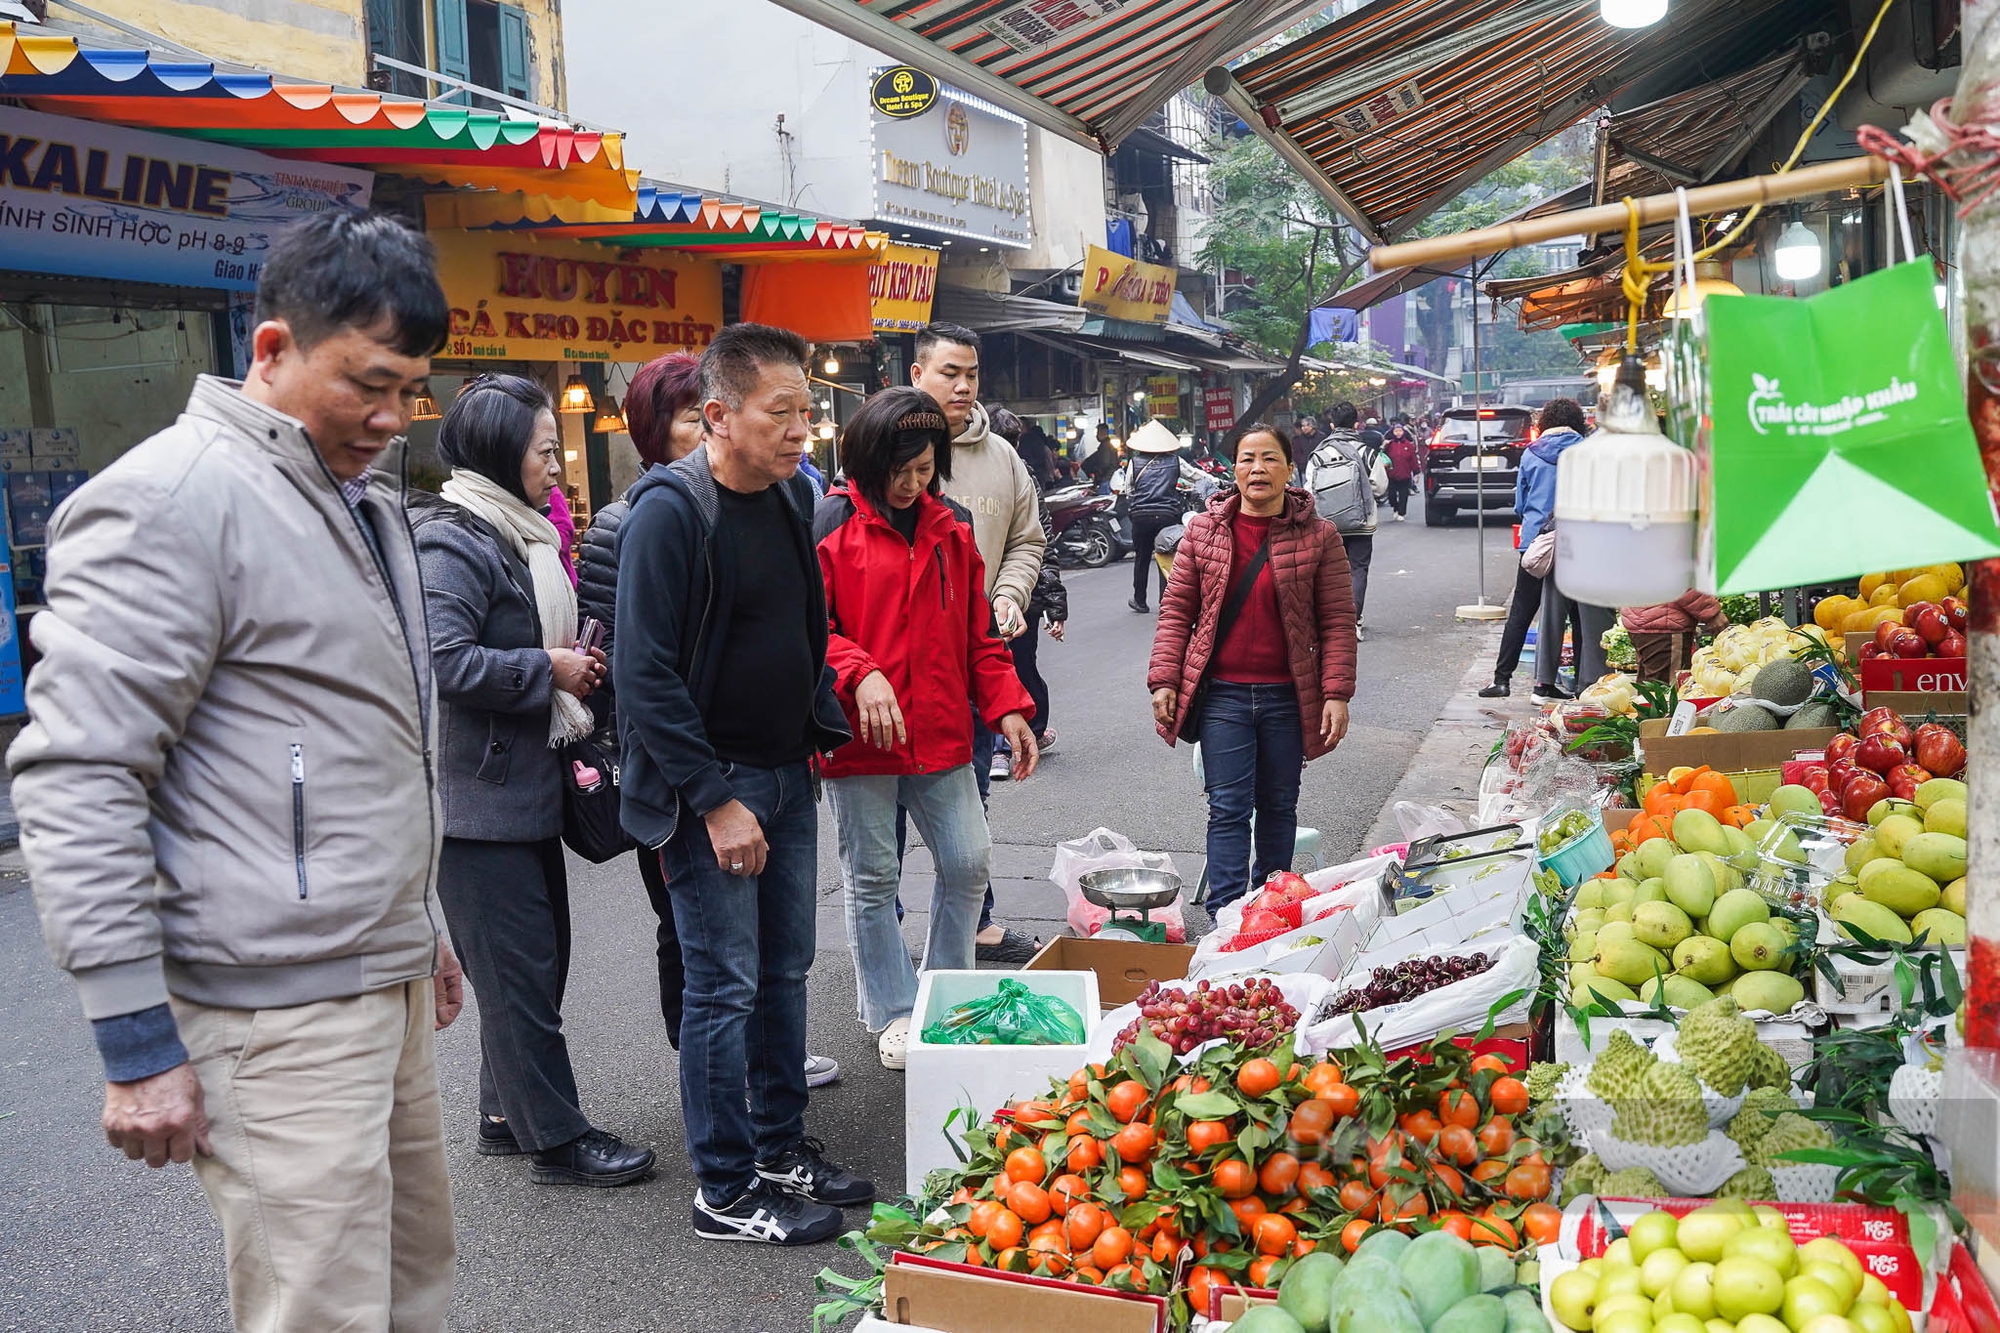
left=1048, top=828, right=1187, bottom=944
left=1087, top=972, right=1336, bottom=1066
left=1297, top=935, right=1540, bottom=1055
left=1394, top=801, right=1468, bottom=843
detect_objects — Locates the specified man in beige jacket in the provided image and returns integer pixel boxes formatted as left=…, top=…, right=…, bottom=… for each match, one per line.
left=911, top=322, right=1046, bottom=960
left=10, top=212, right=463, bottom=1332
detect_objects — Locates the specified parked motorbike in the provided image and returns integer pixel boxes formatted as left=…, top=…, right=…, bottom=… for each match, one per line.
left=1044, top=484, right=1126, bottom=568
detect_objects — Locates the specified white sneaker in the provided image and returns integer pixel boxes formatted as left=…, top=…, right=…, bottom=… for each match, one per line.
left=877, top=1017, right=911, bottom=1070
left=990, top=751, right=1012, bottom=782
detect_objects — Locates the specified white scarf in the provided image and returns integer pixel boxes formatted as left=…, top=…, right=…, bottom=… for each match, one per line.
left=440, top=468, right=594, bottom=747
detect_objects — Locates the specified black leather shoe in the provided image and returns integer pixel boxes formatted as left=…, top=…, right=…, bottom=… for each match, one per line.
left=532, top=1128, right=656, bottom=1187
left=1477, top=681, right=1511, bottom=699
left=1128, top=597, right=1150, bottom=613
left=477, top=1114, right=524, bottom=1156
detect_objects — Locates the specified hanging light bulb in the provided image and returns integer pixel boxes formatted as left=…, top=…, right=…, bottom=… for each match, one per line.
left=1773, top=209, right=1823, bottom=282
left=1600, top=0, right=1667, bottom=26
left=1664, top=260, right=1744, bottom=319
left=823, top=354, right=841, bottom=375
left=410, top=391, right=442, bottom=422
left=559, top=374, right=595, bottom=414
left=591, top=395, right=628, bottom=433
left=1553, top=354, right=1697, bottom=606
left=817, top=421, right=835, bottom=440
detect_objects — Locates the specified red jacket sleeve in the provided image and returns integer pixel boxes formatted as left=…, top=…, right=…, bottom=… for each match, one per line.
left=1316, top=526, right=1359, bottom=702
left=817, top=536, right=881, bottom=706
left=1147, top=520, right=1203, bottom=694
left=963, top=536, right=1035, bottom=728
left=1679, top=590, right=1726, bottom=630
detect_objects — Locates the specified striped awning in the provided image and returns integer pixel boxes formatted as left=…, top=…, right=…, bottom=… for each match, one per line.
left=424, top=188, right=888, bottom=262
left=1601, top=47, right=1812, bottom=199
left=760, top=0, right=1327, bottom=149
left=0, top=22, right=636, bottom=207
left=1215, top=0, right=1810, bottom=243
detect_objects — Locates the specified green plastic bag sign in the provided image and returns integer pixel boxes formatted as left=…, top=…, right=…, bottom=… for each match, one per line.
left=1692, top=259, right=2000, bottom=594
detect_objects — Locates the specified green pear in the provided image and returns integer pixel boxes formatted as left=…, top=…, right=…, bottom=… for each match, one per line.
left=1915, top=777, right=1968, bottom=812
left=1708, top=888, right=1772, bottom=943
left=1674, top=934, right=1739, bottom=986
left=1665, top=855, right=1718, bottom=918
left=1925, top=799, right=1967, bottom=839
left=1730, top=920, right=1789, bottom=971
left=1635, top=900, right=1695, bottom=951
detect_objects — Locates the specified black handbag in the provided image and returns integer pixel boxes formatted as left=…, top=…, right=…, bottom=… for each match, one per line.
left=1178, top=528, right=1274, bottom=737
left=559, top=728, right=635, bottom=863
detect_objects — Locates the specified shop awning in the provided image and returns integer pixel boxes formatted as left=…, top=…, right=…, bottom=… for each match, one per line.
left=1209, top=0, right=1810, bottom=242
left=935, top=286, right=1091, bottom=335
left=425, top=188, right=887, bottom=260
left=760, top=0, right=1331, bottom=150
left=0, top=21, right=636, bottom=207
left=1338, top=182, right=1594, bottom=308
left=1600, top=47, right=1812, bottom=199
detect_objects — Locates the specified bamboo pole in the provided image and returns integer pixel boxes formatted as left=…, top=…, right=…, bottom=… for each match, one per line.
left=1368, top=156, right=1890, bottom=272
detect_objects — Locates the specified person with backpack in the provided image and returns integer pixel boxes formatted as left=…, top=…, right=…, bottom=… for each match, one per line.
left=1304, top=402, right=1378, bottom=642
left=1125, top=420, right=1185, bottom=613
left=813, top=388, right=1038, bottom=1069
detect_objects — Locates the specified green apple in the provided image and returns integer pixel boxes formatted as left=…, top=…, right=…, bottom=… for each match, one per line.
left=1752, top=1205, right=1790, bottom=1230
left=1798, top=1317, right=1857, bottom=1333
left=1644, top=1250, right=1693, bottom=1299
left=1800, top=1239, right=1863, bottom=1286
left=1677, top=1205, right=1750, bottom=1263
left=1783, top=1277, right=1847, bottom=1330
left=1656, top=1292, right=1677, bottom=1320
left=1606, top=1239, right=1637, bottom=1269
left=1800, top=1261, right=1860, bottom=1311
left=1597, top=1293, right=1657, bottom=1332
left=1658, top=1316, right=1708, bottom=1333
left=1602, top=1266, right=1647, bottom=1299
left=1724, top=1225, right=1798, bottom=1279
left=1885, top=1300, right=1912, bottom=1333
left=1707, top=1322, right=1737, bottom=1333
left=1600, top=1312, right=1656, bottom=1333
left=1714, top=1256, right=1787, bottom=1321
left=1847, top=1304, right=1898, bottom=1333
left=1854, top=1275, right=1890, bottom=1307
left=1740, top=1316, right=1793, bottom=1333
left=1672, top=1263, right=1719, bottom=1320
left=1551, top=1268, right=1601, bottom=1331
left=1631, top=1211, right=1681, bottom=1263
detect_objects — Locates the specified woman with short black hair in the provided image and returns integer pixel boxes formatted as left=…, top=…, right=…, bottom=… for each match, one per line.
left=813, top=387, right=1039, bottom=1069
left=413, top=373, right=655, bottom=1186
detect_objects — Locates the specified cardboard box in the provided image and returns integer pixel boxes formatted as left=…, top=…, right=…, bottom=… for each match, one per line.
left=9, top=504, right=48, bottom=546
left=1862, top=656, right=1968, bottom=693
left=904, top=969, right=1097, bottom=1197
left=881, top=1255, right=1167, bottom=1333
left=1638, top=717, right=1839, bottom=776
left=1024, top=936, right=1193, bottom=1010
left=1865, top=690, right=1967, bottom=719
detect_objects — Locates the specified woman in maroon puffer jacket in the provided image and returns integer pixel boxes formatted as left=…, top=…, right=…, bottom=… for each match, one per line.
left=1621, top=591, right=1729, bottom=683
left=1147, top=423, right=1358, bottom=911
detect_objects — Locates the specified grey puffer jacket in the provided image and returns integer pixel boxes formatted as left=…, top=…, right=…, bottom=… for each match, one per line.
left=575, top=496, right=626, bottom=662
left=410, top=495, right=562, bottom=843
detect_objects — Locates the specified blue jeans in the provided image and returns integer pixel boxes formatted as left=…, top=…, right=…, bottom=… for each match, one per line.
left=899, top=704, right=997, bottom=931
left=1197, top=681, right=1305, bottom=912
left=830, top=766, right=990, bottom=1031
left=657, top=760, right=817, bottom=1201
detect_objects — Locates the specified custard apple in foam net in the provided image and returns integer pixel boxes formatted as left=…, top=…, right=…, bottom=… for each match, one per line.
left=1611, top=1061, right=1709, bottom=1147
left=1526, top=1062, right=1570, bottom=1105
left=1588, top=1030, right=1654, bottom=1099
left=1599, top=1166, right=1666, bottom=1197
left=1750, top=1112, right=1834, bottom=1167
left=1677, top=997, right=1758, bottom=1097
left=1714, top=1164, right=1777, bottom=1200
left=1560, top=1153, right=1606, bottom=1204
left=1744, top=1042, right=1792, bottom=1091
left=1727, top=1088, right=1798, bottom=1147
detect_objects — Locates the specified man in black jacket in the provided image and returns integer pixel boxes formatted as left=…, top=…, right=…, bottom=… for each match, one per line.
left=613, top=324, right=869, bottom=1246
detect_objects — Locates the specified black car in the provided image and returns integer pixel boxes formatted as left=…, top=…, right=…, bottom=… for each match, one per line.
left=1422, top=406, right=1535, bottom=527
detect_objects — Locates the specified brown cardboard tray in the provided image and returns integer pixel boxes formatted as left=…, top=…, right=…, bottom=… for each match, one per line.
left=1024, top=936, right=1195, bottom=1011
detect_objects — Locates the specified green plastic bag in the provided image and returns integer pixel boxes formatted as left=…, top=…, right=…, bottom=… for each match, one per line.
left=1689, top=258, right=2000, bottom=594
left=918, top=979, right=1086, bottom=1046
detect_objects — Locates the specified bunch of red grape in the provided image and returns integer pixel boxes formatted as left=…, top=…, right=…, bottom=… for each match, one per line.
left=1112, top=978, right=1300, bottom=1056
left=1325, top=951, right=1493, bottom=1015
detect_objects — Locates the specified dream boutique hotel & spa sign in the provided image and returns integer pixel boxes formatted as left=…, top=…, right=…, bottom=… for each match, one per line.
left=870, top=78, right=1029, bottom=249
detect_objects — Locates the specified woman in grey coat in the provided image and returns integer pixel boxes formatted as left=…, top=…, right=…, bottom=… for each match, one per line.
left=413, top=374, right=654, bottom=1187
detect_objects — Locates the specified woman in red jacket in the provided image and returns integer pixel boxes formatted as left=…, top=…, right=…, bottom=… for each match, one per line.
left=816, top=387, right=1039, bottom=1069
left=1622, top=592, right=1729, bottom=683
left=1148, top=423, right=1358, bottom=910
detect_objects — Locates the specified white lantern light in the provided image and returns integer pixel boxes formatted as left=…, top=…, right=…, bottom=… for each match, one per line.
left=1600, top=0, right=1667, bottom=26
left=1553, top=355, right=1697, bottom=606
left=1773, top=215, right=1823, bottom=282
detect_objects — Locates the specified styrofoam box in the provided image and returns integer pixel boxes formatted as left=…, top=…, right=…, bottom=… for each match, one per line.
left=1187, top=903, right=1366, bottom=982
left=905, top=969, right=1098, bottom=1197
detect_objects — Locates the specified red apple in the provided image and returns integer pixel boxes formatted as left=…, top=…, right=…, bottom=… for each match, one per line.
left=1829, top=757, right=1863, bottom=793
left=1874, top=619, right=1905, bottom=652
left=1886, top=763, right=1933, bottom=801
left=1799, top=763, right=1832, bottom=795
left=1911, top=605, right=1952, bottom=647
left=1819, top=788, right=1843, bottom=815
left=1915, top=723, right=1967, bottom=778
left=1859, top=643, right=1886, bottom=661
left=1942, top=595, right=1970, bottom=632
left=1842, top=773, right=1891, bottom=822
left=1939, top=630, right=1968, bottom=659
left=1889, top=627, right=1930, bottom=658
left=1859, top=707, right=1913, bottom=748
left=1855, top=731, right=1909, bottom=775
left=1824, top=732, right=1860, bottom=765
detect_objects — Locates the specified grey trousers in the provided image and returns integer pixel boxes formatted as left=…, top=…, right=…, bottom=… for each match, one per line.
left=1542, top=581, right=1617, bottom=686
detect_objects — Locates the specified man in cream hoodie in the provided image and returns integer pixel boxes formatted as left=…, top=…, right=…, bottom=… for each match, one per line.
left=910, top=322, right=1045, bottom=960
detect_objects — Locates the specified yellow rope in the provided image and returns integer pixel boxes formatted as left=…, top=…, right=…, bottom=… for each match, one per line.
left=1617, top=0, right=1901, bottom=341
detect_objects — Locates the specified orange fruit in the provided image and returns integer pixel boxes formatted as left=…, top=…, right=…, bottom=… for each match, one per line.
left=1253, top=1213, right=1298, bottom=1256
left=1071, top=1263, right=1104, bottom=1285
left=968, top=1200, right=1003, bottom=1238
left=1289, top=1100, right=1336, bottom=1145
left=1400, top=1110, right=1443, bottom=1144
left=987, top=1208, right=1025, bottom=1250
left=1477, top=1116, right=1515, bottom=1156
left=1505, top=1162, right=1551, bottom=1201
left=1107, top=1080, right=1149, bottom=1124
left=1213, top=1159, right=1256, bottom=1199
left=1237, top=1058, right=1282, bottom=1098
left=1472, top=1210, right=1519, bottom=1249
left=1153, top=1230, right=1180, bottom=1265
left=1439, top=1088, right=1481, bottom=1129
left=1304, top=1061, right=1345, bottom=1098
left=1279, top=1196, right=1310, bottom=1215
left=1091, top=1225, right=1135, bottom=1269
left=1016, top=1099, right=1060, bottom=1127
left=1066, top=1136, right=1104, bottom=1173
left=1066, top=1108, right=1094, bottom=1137
left=1297, top=1162, right=1337, bottom=1196
left=1008, top=1181, right=1052, bottom=1225
left=1489, top=1077, right=1529, bottom=1116
left=1435, top=1210, right=1475, bottom=1241
left=1230, top=1195, right=1268, bottom=1226
left=1339, top=1180, right=1377, bottom=1213
left=1472, top=1159, right=1510, bottom=1184
left=1438, top=1124, right=1479, bottom=1166
left=1111, top=1122, right=1156, bottom=1164
left=1259, top=1151, right=1301, bottom=1197
left=1340, top=1218, right=1373, bottom=1253
left=1293, top=1236, right=1318, bottom=1257
left=1428, top=1161, right=1466, bottom=1200
left=1471, top=1053, right=1511, bottom=1075
left=1187, top=1265, right=1225, bottom=1317
left=1522, top=1202, right=1562, bottom=1245
left=1250, top=1255, right=1283, bottom=1288
left=1322, top=1082, right=1361, bottom=1117
left=1067, top=1068, right=1093, bottom=1103
left=1048, top=1173, right=1090, bottom=1214
left=1005, top=1146, right=1047, bottom=1185
left=1116, top=1166, right=1148, bottom=1200
left=1187, top=1120, right=1233, bottom=1154
left=1065, top=1201, right=1108, bottom=1251
left=1379, top=1187, right=1429, bottom=1224
left=951, top=1185, right=975, bottom=1204
left=994, top=1245, right=1030, bottom=1272
left=1028, top=1218, right=1066, bottom=1246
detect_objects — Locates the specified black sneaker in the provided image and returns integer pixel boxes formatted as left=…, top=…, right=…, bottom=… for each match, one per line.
left=975, top=927, right=1042, bottom=964
left=476, top=1114, right=523, bottom=1157
left=693, top=1178, right=843, bottom=1245
left=756, top=1135, right=876, bottom=1207
left=1477, top=681, right=1511, bottom=699
left=1531, top=683, right=1576, bottom=703
left=1128, top=597, right=1150, bottom=613
left=531, top=1128, right=656, bottom=1187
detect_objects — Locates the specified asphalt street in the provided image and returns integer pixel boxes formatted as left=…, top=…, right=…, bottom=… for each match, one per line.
left=0, top=497, right=1522, bottom=1332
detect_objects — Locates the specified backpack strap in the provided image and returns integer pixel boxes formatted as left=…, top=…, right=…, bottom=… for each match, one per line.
left=811, top=493, right=858, bottom=545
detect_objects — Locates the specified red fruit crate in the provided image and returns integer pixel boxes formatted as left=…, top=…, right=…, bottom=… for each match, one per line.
left=1860, top=656, right=1968, bottom=693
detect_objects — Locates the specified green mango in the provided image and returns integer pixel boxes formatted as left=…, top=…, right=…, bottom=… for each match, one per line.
left=1707, top=888, right=1771, bottom=943
left=1434, top=1294, right=1509, bottom=1333
left=1673, top=808, right=1730, bottom=856
left=1925, top=799, right=1967, bottom=839
left=1350, top=1235, right=1415, bottom=1269
left=1915, top=777, right=1968, bottom=811
left=1910, top=907, right=1967, bottom=945
left=1335, top=1291, right=1427, bottom=1333
left=1664, top=855, right=1718, bottom=918
left=1873, top=814, right=1924, bottom=860
left=1399, top=1229, right=1481, bottom=1328
left=1859, top=860, right=1942, bottom=915
left=1642, top=973, right=1717, bottom=1009
left=1904, top=832, right=1968, bottom=886
left=1832, top=894, right=1915, bottom=945
left=1478, top=1246, right=1517, bottom=1293
left=1732, top=970, right=1805, bottom=1014
left=1573, top=973, right=1639, bottom=1008
left=1235, top=1308, right=1309, bottom=1333
left=1635, top=838, right=1680, bottom=880
left=1280, top=1252, right=1348, bottom=1332
left=1504, top=1287, right=1553, bottom=1333
left=1673, top=934, right=1738, bottom=986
